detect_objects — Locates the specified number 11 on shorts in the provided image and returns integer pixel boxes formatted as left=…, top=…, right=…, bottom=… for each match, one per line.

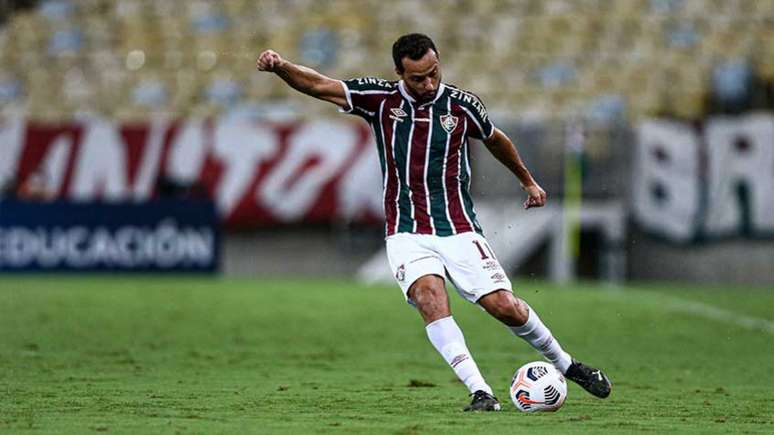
left=472, top=240, right=495, bottom=260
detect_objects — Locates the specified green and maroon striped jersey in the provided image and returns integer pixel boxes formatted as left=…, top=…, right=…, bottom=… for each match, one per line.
left=339, top=77, right=495, bottom=237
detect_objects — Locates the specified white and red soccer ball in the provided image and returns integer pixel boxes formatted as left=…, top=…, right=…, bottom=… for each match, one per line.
left=510, top=361, right=567, bottom=412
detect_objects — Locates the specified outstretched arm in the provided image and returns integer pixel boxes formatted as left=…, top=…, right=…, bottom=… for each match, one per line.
left=483, top=128, right=547, bottom=209
left=257, top=49, right=348, bottom=108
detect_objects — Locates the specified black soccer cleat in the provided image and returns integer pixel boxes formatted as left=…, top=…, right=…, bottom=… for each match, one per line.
left=463, top=390, right=502, bottom=412
left=564, top=360, right=612, bottom=398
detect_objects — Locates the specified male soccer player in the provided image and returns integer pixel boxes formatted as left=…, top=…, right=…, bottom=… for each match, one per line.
left=257, top=33, right=611, bottom=411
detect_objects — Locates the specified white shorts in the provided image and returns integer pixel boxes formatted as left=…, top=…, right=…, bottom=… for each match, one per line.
left=385, top=232, right=513, bottom=306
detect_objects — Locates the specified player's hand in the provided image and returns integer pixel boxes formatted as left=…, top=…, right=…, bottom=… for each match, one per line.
left=257, top=49, right=285, bottom=72
left=522, top=184, right=547, bottom=209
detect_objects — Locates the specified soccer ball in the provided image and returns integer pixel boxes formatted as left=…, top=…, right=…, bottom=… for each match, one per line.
left=509, top=361, right=567, bottom=412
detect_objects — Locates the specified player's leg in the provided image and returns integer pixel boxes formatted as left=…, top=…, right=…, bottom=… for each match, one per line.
left=477, top=290, right=572, bottom=373
left=407, top=274, right=450, bottom=323
left=385, top=234, right=499, bottom=411
left=407, top=275, right=498, bottom=411
left=438, top=232, right=611, bottom=398
left=477, top=290, right=611, bottom=398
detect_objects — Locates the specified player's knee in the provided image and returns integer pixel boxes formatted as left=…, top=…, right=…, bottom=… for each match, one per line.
left=489, top=293, right=514, bottom=318
left=412, top=284, right=445, bottom=309
left=484, top=291, right=528, bottom=326
left=409, top=276, right=443, bottom=299
left=409, top=276, right=449, bottom=320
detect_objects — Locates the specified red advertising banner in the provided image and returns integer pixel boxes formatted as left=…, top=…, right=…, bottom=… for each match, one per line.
left=0, top=117, right=384, bottom=229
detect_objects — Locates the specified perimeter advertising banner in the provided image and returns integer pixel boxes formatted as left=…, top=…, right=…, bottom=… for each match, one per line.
left=0, top=200, right=219, bottom=272
left=0, top=116, right=384, bottom=229
left=634, top=113, right=774, bottom=242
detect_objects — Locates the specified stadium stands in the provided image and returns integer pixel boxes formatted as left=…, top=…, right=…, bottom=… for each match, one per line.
left=1, top=0, right=773, bottom=122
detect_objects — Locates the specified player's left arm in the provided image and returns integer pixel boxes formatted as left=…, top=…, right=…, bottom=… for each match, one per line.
left=483, top=128, right=547, bottom=209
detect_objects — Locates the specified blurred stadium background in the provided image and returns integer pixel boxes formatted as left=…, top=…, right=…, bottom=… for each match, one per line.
left=2, top=0, right=774, bottom=284
left=2, top=0, right=774, bottom=432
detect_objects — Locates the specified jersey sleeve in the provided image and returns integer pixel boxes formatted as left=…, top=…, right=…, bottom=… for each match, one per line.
left=460, top=93, right=495, bottom=140
left=338, top=77, right=395, bottom=119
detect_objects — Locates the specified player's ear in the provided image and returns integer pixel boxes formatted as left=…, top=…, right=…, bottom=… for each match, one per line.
left=395, top=58, right=405, bottom=77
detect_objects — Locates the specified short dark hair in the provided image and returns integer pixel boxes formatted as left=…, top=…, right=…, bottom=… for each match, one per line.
left=392, top=33, right=438, bottom=73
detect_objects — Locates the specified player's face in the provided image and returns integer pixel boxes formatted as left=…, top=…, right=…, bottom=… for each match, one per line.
left=397, top=49, right=442, bottom=103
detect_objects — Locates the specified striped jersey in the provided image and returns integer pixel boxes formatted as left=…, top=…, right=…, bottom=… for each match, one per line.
left=339, top=77, right=495, bottom=237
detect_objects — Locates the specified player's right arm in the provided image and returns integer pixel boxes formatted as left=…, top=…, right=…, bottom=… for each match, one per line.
left=257, top=49, right=347, bottom=108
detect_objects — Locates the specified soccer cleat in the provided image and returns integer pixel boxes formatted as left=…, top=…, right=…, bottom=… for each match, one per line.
left=564, top=360, right=612, bottom=398
left=463, top=390, right=502, bottom=412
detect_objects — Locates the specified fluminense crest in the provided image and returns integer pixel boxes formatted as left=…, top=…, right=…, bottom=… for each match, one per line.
left=440, top=114, right=458, bottom=133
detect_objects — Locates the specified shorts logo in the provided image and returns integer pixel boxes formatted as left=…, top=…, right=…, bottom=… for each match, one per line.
left=491, top=272, right=506, bottom=283
left=483, top=260, right=500, bottom=271
left=390, top=108, right=407, bottom=122
left=396, top=264, right=406, bottom=282
left=440, top=114, right=459, bottom=133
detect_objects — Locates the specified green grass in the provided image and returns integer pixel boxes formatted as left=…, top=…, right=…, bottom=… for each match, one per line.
left=1, top=277, right=773, bottom=434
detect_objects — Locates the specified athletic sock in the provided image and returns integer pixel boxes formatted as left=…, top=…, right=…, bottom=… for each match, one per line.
left=425, top=316, right=492, bottom=395
left=508, top=304, right=573, bottom=374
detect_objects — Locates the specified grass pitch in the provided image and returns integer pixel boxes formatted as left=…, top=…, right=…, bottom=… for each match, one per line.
left=1, top=277, right=773, bottom=434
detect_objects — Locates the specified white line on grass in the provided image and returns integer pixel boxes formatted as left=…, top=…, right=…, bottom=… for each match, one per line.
left=602, top=287, right=774, bottom=335
left=664, top=297, right=774, bottom=335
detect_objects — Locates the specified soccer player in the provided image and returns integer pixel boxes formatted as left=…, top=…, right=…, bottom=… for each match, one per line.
left=257, top=33, right=611, bottom=411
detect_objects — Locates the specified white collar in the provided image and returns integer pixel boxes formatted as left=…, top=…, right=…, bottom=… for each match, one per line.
left=398, top=80, right=446, bottom=106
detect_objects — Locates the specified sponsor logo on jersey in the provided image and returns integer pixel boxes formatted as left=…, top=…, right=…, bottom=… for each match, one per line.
left=440, top=114, right=459, bottom=133
left=356, top=77, right=392, bottom=88
left=448, top=88, right=489, bottom=122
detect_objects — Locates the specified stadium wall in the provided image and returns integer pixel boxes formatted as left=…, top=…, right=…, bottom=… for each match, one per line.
left=627, top=231, right=774, bottom=286
left=3, top=114, right=774, bottom=285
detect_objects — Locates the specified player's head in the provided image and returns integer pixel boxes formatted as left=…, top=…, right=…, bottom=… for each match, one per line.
left=392, top=33, right=441, bottom=102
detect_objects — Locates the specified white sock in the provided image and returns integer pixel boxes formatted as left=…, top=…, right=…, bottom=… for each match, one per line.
left=509, top=304, right=573, bottom=374
left=426, top=316, right=492, bottom=395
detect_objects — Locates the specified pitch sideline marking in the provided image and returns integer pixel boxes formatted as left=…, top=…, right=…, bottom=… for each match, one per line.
left=601, top=287, right=774, bottom=335
left=663, top=297, right=774, bottom=335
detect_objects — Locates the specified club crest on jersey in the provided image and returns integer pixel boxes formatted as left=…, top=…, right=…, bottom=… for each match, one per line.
left=390, top=108, right=408, bottom=122
left=440, top=114, right=459, bottom=133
